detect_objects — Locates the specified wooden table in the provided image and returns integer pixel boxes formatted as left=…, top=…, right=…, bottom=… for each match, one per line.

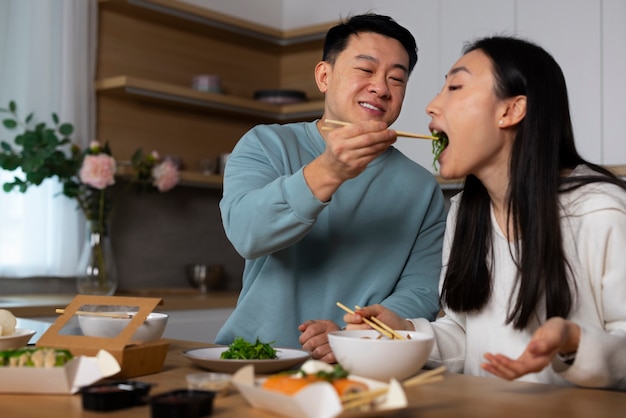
left=1, top=339, right=625, bottom=417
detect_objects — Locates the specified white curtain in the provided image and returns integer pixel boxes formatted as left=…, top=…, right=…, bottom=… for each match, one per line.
left=0, top=0, right=97, bottom=277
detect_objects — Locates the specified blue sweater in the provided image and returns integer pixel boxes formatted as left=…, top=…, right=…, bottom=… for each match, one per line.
left=216, top=121, right=446, bottom=348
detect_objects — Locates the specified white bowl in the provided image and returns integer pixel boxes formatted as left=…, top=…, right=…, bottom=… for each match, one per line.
left=0, top=328, right=37, bottom=350
left=328, top=329, right=434, bottom=382
left=78, top=312, right=168, bottom=343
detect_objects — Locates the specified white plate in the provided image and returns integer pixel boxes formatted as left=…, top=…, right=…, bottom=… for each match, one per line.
left=0, top=329, right=37, bottom=350
left=183, top=346, right=311, bottom=374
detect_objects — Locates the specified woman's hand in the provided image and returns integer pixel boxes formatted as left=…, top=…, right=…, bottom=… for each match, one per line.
left=482, top=317, right=581, bottom=380
left=343, top=304, right=413, bottom=331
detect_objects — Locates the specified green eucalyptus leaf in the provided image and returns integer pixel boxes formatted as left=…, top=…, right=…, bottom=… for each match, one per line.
left=0, top=156, right=21, bottom=171
left=25, top=171, right=46, bottom=185
left=1, top=141, right=13, bottom=151
left=52, top=113, right=59, bottom=124
left=25, top=113, right=33, bottom=124
left=9, top=101, right=16, bottom=112
left=59, top=123, right=73, bottom=136
left=131, top=148, right=143, bottom=165
left=2, top=119, right=17, bottom=129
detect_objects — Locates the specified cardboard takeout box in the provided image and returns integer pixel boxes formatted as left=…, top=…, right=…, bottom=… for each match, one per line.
left=0, top=349, right=120, bottom=394
left=232, top=360, right=408, bottom=418
left=36, top=295, right=169, bottom=378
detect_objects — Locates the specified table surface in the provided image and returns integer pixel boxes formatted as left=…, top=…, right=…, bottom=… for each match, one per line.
left=1, top=339, right=625, bottom=418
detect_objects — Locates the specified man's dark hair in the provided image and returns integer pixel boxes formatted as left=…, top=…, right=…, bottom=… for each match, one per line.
left=322, top=13, right=418, bottom=75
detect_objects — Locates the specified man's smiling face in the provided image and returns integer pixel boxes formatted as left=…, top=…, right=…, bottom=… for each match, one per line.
left=316, top=31, right=410, bottom=126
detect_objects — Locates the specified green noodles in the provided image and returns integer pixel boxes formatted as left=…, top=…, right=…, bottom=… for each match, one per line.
left=220, top=337, right=278, bottom=360
left=431, top=131, right=449, bottom=171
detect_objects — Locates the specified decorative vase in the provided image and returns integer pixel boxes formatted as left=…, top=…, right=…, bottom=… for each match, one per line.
left=76, top=221, right=118, bottom=295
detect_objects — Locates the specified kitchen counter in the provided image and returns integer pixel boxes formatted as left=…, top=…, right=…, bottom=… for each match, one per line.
left=0, top=290, right=239, bottom=318
left=1, top=338, right=625, bottom=417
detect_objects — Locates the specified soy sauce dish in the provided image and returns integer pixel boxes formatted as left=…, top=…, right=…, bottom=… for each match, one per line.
left=80, top=380, right=154, bottom=412
left=150, top=389, right=216, bottom=418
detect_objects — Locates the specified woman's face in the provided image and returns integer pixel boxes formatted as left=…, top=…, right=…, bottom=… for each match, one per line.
left=426, top=50, right=513, bottom=181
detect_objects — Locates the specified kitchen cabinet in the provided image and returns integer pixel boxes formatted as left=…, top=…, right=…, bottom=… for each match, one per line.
left=96, top=0, right=335, bottom=187
left=162, top=307, right=233, bottom=343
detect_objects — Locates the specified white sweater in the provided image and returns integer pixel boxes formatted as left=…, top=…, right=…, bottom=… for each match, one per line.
left=411, top=167, right=626, bottom=389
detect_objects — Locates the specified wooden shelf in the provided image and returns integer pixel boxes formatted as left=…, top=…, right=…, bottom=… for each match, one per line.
left=98, top=0, right=336, bottom=46
left=96, top=75, right=325, bottom=122
left=177, top=171, right=223, bottom=188
left=608, top=165, right=626, bottom=178
left=117, top=164, right=224, bottom=188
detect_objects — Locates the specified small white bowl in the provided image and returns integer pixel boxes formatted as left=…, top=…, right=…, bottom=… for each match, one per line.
left=78, top=312, right=168, bottom=343
left=328, top=329, right=434, bottom=382
left=0, top=328, right=37, bottom=350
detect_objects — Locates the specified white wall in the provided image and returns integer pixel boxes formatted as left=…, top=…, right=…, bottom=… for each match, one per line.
left=181, top=0, right=626, bottom=171
left=602, top=0, right=626, bottom=165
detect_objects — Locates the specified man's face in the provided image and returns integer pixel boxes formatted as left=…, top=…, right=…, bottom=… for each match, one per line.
left=316, top=32, right=410, bottom=126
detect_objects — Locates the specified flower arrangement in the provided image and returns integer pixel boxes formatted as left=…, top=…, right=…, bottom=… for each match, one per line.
left=0, top=101, right=180, bottom=294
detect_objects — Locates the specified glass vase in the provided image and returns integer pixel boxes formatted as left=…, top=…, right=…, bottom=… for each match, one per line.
left=76, top=221, right=118, bottom=295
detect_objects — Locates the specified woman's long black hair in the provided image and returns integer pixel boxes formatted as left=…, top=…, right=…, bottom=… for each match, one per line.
left=440, top=36, right=626, bottom=329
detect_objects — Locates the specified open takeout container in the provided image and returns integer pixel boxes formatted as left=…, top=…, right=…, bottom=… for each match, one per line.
left=0, top=349, right=120, bottom=394
left=37, top=295, right=169, bottom=378
left=231, top=360, right=408, bottom=418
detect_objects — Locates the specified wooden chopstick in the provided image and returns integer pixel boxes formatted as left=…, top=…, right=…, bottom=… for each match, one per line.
left=323, top=119, right=437, bottom=140
left=354, top=305, right=406, bottom=340
left=402, top=365, right=447, bottom=388
left=55, top=309, right=134, bottom=319
left=341, top=366, right=446, bottom=410
left=336, top=302, right=394, bottom=339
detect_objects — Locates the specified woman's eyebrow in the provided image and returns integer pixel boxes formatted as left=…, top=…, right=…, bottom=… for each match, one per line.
left=445, top=65, right=470, bottom=79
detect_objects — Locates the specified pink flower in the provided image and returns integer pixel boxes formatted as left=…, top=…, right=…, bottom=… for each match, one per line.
left=79, top=154, right=116, bottom=190
left=152, top=159, right=179, bottom=192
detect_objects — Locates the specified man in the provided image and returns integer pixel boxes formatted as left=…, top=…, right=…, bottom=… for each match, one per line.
left=215, top=14, right=446, bottom=362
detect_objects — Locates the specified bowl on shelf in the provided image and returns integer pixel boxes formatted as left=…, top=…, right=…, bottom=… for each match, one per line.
left=253, top=89, right=307, bottom=104
left=328, top=329, right=434, bottom=382
left=0, top=329, right=37, bottom=350
left=78, top=312, right=168, bottom=343
left=186, top=264, right=223, bottom=293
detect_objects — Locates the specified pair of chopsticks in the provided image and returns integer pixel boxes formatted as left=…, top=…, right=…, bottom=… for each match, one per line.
left=336, top=302, right=406, bottom=340
left=55, top=309, right=134, bottom=319
left=323, top=119, right=437, bottom=140
left=341, top=366, right=446, bottom=410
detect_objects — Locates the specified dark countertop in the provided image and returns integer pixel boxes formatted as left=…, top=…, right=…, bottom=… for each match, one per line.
left=0, top=289, right=240, bottom=317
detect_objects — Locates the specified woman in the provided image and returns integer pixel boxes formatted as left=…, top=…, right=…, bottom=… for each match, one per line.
left=345, top=35, right=626, bottom=389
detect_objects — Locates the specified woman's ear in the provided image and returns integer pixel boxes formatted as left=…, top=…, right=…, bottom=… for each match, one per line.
left=314, top=61, right=330, bottom=94
left=499, top=95, right=527, bottom=128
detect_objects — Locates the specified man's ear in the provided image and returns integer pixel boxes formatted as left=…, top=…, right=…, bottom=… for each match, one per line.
left=499, top=95, right=526, bottom=128
left=314, top=61, right=330, bottom=94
